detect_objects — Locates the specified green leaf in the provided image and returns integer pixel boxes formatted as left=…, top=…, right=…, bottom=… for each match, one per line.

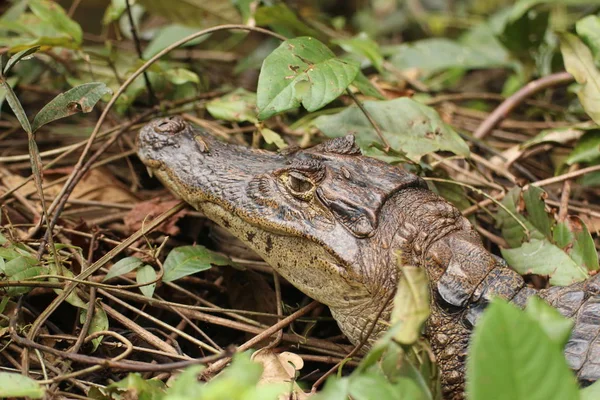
left=257, top=37, right=360, bottom=119
left=0, top=372, right=44, bottom=398
left=163, top=245, right=231, bottom=282
left=164, top=365, right=204, bottom=399
left=311, top=376, right=350, bottom=400
left=102, top=0, right=127, bottom=25
left=206, top=88, right=258, bottom=123
left=565, top=130, right=600, bottom=165
left=136, top=264, right=157, bottom=298
left=497, top=3, right=549, bottom=59
left=522, top=186, right=553, bottom=239
left=164, top=68, right=200, bottom=86
left=348, top=372, right=399, bottom=400
left=255, top=3, right=320, bottom=39
left=31, top=82, right=112, bottom=132
left=388, top=37, right=511, bottom=77
left=313, top=97, right=469, bottom=163
left=560, top=32, right=600, bottom=125
left=501, top=238, right=588, bottom=286
left=260, top=127, right=287, bottom=149
left=333, top=33, right=384, bottom=72
left=80, top=305, right=109, bottom=352
left=138, top=0, right=241, bottom=27
left=390, top=265, right=430, bottom=345
left=553, top=221, right=574, bottom=249
left=576, top=16, right=600, bottom=66
left=103, top=256, right=143, bottom=282
left=567, top=217, right=599, bottom=271
left=0, top=76, right=18, bottom=118
left=28, top=0, right=82, bottom=44
left=496, top=188, right=543, bottom=248
left=1, top=77, right=32, bottom=133
left=3, top=45, right=40, bottom=75
left=581, top=380, right=600, bottom=400
left=106, top=373, right=166, bottom=398
left=466, top=300, right=579, bottom=400
left=525, top=296, right=573, bottom=348
left=6, top=265, right=45, bottom=296
left=143, top=24, right=209, bottom=59
left=351, top=71, right=385, bottom=100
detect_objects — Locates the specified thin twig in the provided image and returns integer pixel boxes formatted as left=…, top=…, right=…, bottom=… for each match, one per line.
left=473, top=72, right=574, bottom=139
left=345, top=88, right=390, bottom=151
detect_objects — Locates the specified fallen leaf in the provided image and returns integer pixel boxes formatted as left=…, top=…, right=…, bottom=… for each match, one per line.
left=124, top=199, right=187, bottom=236
left=251, top=349, right=310, bottom=400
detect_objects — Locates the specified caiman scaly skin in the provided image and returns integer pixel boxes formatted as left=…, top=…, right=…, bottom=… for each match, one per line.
left=137, top=116, right=600, bottom=399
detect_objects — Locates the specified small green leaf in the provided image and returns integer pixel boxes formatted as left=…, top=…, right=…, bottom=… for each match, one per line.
left=260, top=127, right=287, bottom=149
left=565, top=130, right=600, bottom=165
left=0, top=76, right=18, bottom=118
left=28, top=0, right=82, bottom=44
left=136, top=264, right=157, bottom=298
left=501, top=238, right=588, bottom=286
left=80, top=305, right=109, bottom=352
left=163, top=245, right=231, bottom=282
left=206, top=88, right=258, bottom=123
left=569, top=218, right=599, bottom=271
left=553, top=221, right=574, bottom=249
left=348, top=372, right=399, bottom=400
left=466, top=299, right=579, bottom=400
left=351, top=71, right=386, bottom=100
left=0, top=372, right=44, bottom=398
left=107, top=373, right=166, bottom=398
left=138, top=0, right=241, bottom=27
left=255, top=3, right=320, bottom=39
left=311, top=376, right=350, bottom=400
left=104, top=257, right=143, bottom=282
left=1, top=78, right=32, bottom=133
left=525, top=296, right=573, bottom=348
left=3, top=45, right=40, bottom=75
left=31, top=82, right=112, bottom=132
left=522, top=186, right=553, bottom=239
left=257, top=37, right=360, bottom=119
left=102, top=0, right=127, bottom=26
left=314, top=97, right=469, bottom=163
left=164, top=68, right=200, bottom=86
left=496, top=188, right=543, bottom=248
left=143, top=24, right=209, bottom=58
left=391, top=265, right=430, bottom=345
left=334, top=33, right=384, bottom=72
left=560, top=32, right=600, bottom=125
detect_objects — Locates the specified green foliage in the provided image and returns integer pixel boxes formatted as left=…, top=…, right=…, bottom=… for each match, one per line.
left=0, top=372, right=45, bottom=398
left=466, top=299, right=580, bottom=400
left=206, top=88, right=258, bottom=123
left=314, top=97, right=469, bottom=163
left=257, top=37, right=360, bottom=119
left=162, top=245, right=232, bottom=282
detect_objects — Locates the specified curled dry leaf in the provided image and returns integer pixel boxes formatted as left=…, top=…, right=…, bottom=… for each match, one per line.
left=124, top=199, right=187, bottom=236
left=251, top=349, right=311, bottom=400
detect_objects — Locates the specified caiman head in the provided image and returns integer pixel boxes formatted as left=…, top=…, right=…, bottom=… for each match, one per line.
left=138, top=116, right=428, bottom=342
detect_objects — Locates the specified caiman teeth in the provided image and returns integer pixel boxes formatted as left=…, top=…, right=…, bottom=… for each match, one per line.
left=146, top=166, right=154, bottom=178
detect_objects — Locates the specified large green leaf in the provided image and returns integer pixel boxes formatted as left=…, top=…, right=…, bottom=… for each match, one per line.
left=501, top=238, right=588, bottom=286
left=31, top=83, right=112, bottom=132
left=0, top=372, right=44, bottom=398
left=257, top=37, right=360, bottom=119
left=560, top=32, right=600, bottom=124
left=466, top=300, right=579, bottom=400
left=163, top=245, right=231, bottom=282
left=525, top=296, right=573, bottom=348
left=313, top=97, right=469, bottom=162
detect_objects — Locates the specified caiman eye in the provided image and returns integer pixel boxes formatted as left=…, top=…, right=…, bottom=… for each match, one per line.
left=286, top=172, right=314, bottom=199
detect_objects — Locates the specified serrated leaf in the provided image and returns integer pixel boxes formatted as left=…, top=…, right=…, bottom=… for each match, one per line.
left=28, top=0, right=82, bottom=44
left=31, top=82, right=112, bottom=132
left=525, top=296, right=573, bottom=348
left=206, top=88, right=258, bottom=123
left=501, top=238, right=588, bottom=286
left=466, top=300, right=579, bottom=400
left=136, top=264, right=157, bottom=298
left=313, top=97, right=469, bottom=162
left=565, top=130, right=600, bottom=165
left=257, top=37, right=360, bottom=119
left=138, top=0, right=241, bottom=27
left=104, top=256, right=143, bottom=282
left=0, top=372, right=44, bottom=398
left=391, top=265, right=430, bottom=345
left=560, top=32, right=600, bottom=124
left=80, top=304, right=109, bottom=352
left=3, top=45, right=40, bottom=75
left=163, top=245, right=231, bottom=282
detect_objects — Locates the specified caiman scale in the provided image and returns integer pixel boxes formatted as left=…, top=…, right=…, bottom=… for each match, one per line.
left=138, top=116, right=600, bottom=399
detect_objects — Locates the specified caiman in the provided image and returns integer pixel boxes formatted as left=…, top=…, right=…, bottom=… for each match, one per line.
left=137, top=116, right=600, bottom=399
